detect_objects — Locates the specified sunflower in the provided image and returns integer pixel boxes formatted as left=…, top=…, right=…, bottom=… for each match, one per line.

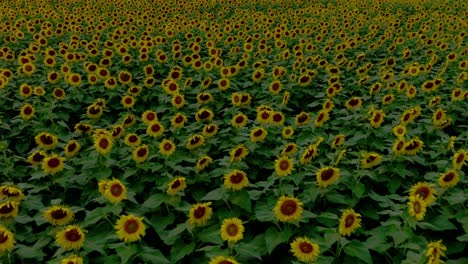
left=208, top=256, right=239, bottom=264
left=426, top=240, right=447, bottom=264
left=268, top=80, right=282, bottom=95
left=338, top=209, right=362, bottom=236
left=331, top=134, right=345, bottom=148
left=271, top=112, right=285, bottom=126
left=290, top=237, right=320, bottom=263
left=111, top=124, right=125, bottom=139
left=197, top=92, right=214, bottom=105
left=159, top=139, right=176, bottom=157
left=20, top=103, right=35, bottom=120
left=27, top=150, right=47, bottom=165
left=94, top=135, right=113, bottom=155
left=294, top=112, right=310, bottom=126
left=231, top=113, right=248, bottom=128
left=202, top=124, right=219, bottom=138
left=86, top=104, right=103, bottom=119
left=195, top=108, right=214, bottom=122
left=102, top=178, right=127, bottom=203
left=42, top=154, right=65, bottom=175
left=452, top=149, right=466, bottom=170
left=127, top=85, right=142, bottom=96
left=196, top=155, right=212, bottom=171
left=64, top=140, right=80, bottom=158
left=322, top=98, right=334, bottom=112
left=345, top=97, right=362, bottom=110
left=186, top=134, right=205, bottom=150
left=34, top=86, right=46, bottom=96
left=369, top=109, right=385, bottom=128
left=74, top=123, right=92, bottom=135
left=438, top=169, right=459, bottom=189
left=224, top=170, right=249, bottom=191
left=67, top=73, right=81, bottom=87
left=281, top=143, right=298, bottom=157
left=409, top=182, right=437, bottom=205
left=229, top=144, right=248, bottom=163
left=220, top=218, right=244, bottom=244
left=43, top=206, right=74, bottom=226
left=256, top=109, right=272, bottom=124
left=117, top=71, right=132, bottom=85
left=408, top=195, right=426, bottom=221
left=218, top=78, right=231, bottom=91
left=281, top=91, right=290, bottom=107
left=104, top=77, right=117, bottom=90
left=188, top=202, right=213, bottom=226
left=314, top=109, right=329, bottom=127
left=0, top=186, right=24, bottom=202
left=145, top=121, right=164, bottom=138
left=115, top=214, right=146, bottom=243
left=133, top=145, right=149, bottom=163
left=392, top=124, right=407, bottom=138
left=273, top=196, right=303, bottom=223
left=299, top=144, right=319, bottom=165
left=250, top=127, right=267, bottom=143
left=52, top=88, right=66, bottom=100
left=0, top=201, right=19, bottom=218
left=55, top=225, right=85, bottom=251
left=282, top=126, right=294, bottom=139
left=60, top=255, right=83, bottom=264
left=316, top=167, right=340, bottom=188
left=360, top=152, right=383, bottom=169
left=406, top=85, right=417, bottom=98
left=0, top=225, right=15, bottom=253
left=171, top=113, right=187, bottom=129
left=19, top=83, right=33, bottom=97
left=124, top=133, right=141, bottom=148
left=35, top=132, right=59, bottom=150
left=121, top=95, right=136, bottom=108
left=166, top=177, right=187, bottom=195
left=403, top=138, right=424, bottom=155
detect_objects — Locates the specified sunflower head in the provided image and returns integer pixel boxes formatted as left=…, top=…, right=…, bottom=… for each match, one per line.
left=102, top=178, right=127, bottom=203
left=188, top=202, right=213, bottom=226
left=0, top=201, right=20, bottom=219
left=220, top=218, right=244, bottom=244
left=408, top=195, right=427, bottom=221
left=339, top=209, right=362, bottom=236
left=224, top=170, right=249, bottom=191
left=0, top=225, right=15, bottom=253
left=316, top=167, right=340, bottom=188
left=42, top=154, right=65, bottom=175
left=273, top=196, right=303, bottom=223
left=115, top=214, right=146, bottom=243
left=166, top=177, right=187, bottom=195
left=44, top=206, right=74, bottom=226
left=290, top=237, right=320, bottom=263
left=55, top=225, right=85, bottom=251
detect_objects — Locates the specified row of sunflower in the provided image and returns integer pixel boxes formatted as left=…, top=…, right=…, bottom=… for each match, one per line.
left=1, top=0, right=467, bottom=263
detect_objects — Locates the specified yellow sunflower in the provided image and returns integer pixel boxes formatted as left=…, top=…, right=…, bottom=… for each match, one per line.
left=171, top=93, right=185, bottom=109
left=94, top=134, right=113, bottom=155
left=0, top=201, right=19, bottom=219
left=294, top=112, right=310, bottom=126
left=392, top=124, right=407, bottom=138
left=42, top=154, right=65, bottom=175
left=111, top=124, right=125, bottom=139
left=35, top=132, right=59, bottom=150
left=274, top=156, right=294, bottom=177
left=171, top=113, right=187, bottom=128
left=224, top=170, right=249, bottom=191
left=452, top=149, right=466, bottom=170
left=331, top=134, right=345, bottom=148
left=188, top=202, right=213, bottom=226
left=27, top=150, right=47, bottom=165
left=64, top=140, right=80, bottom=158
left=314, top=109, right=329, bottom=127
left=250, top=127, right=267, bottom=143
left=60, top=255, right=83, bottom=264
left=282, top=126, right=294, bottom=139
left=141, top=110, right=158, bottom=124
left=369, top=109, right=385, bottom=128
left=102, top=178, right=127, bottom=203
left=345, top=97, right=362, bottom=110
left=408, top=195, right=427, bottom=221
left=124, top=133, right=141, bottom=148
left=392, top=139, right=407, bottom=155
left=231, top=112, right=248, bottom=128
left=133, top=145, right=149, bottom=163
left=281, top=143, right=298, bottom=157
left=208, top=256, right=239, bottom=264
left=220, top=218, right=244, bottom=244
left=20, top=103, right=35, bottom=120
left=196, top=108, right=214, bottom=122
left=121, top=95, right=136, bottom=108
left=146, top=122, right=165, bottom=138
left=159, top=139, right=176, bottom=157
left=0, top=186, right=24, bottom=202
left=290, top=237, right=320, bottom=263
left=316, top=167, right=340, bottom=188
left=202, top=124, right=219, bottom=138
left=426, top=240, right=447, bottom=264
left=43, top=206, right=74, bottom=226
left=0, top=225, right=15, bottom=253
left=338, top=209, right=362, bottom=236
left=229, top=144, right=248, bottom=163
left=115, top=214, right=146, bottom=243
left=360, top=152, right=383, bottom=169
left=438, top=169, right=459, bottom=189
left=273, top=196, right=303, bottom=223
left=186, top=134, right=205, bottom=150
left=403, top=138, right=424, bottom=155
left=196, top=155, right=213, bottom=171
left=409, top=182, right=437, bottom=205
left=55, top=225, right=85, bottom=250
left=299, top=144, right=318, bottom=165
left=166, top=177, right=187, bottom=196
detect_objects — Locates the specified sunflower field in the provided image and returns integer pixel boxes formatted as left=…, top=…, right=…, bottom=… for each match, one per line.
left=0, top=0, right=467, bottom=263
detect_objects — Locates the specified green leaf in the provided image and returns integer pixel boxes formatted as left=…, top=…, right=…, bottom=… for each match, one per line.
left=234, top=233, right=267, bottom=260
left=365, top=233, right=392, bottom=253
left=170, top=241, right=196, bottom=262
left=198, top=225, right=223, bottom=244
left=230, top=190, right=252, bottom=212
left=16, top=244, right=46, bottom=259
left=83, top=206, right=107, bottom=227
left=255, top=201, right=275, bottom=222
left=142, top=193, right=166, bottom=209
left=424, top=215, right=457, bottom=231
left=201, top=187, right=227, bottom=201
left=264, top=226, right=293, bottom=255
left=141, top=247, right=170, bottom=264
left=116, top=244, right=137, bottom=264
left=344, top=240, right=373, bottom=264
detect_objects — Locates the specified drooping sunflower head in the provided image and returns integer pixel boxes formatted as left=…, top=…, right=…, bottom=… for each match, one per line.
left=452, top=149, right=466, bottom=170
left=229, top=144, right=248, bottom=163
left=0, top=201, right=20, bottom=219
left=224, top=170, right=249, bottom=191
left=114, top=214, right=146, bottom=243
left=166, top=177, right=187, bottom=196
left=0, top=225, right=15, bottom=253
left=273, top=196, right=303, bottom=223
left=360, top=152, right=383, bottom=169
left=0, top=186, right=24, bottom=202
left=425, top=240, right=447, bottom=264
left=208, top=256, right=239, bottom=264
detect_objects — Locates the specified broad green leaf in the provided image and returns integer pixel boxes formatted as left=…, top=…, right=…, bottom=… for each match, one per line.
left=201, top=187, right=227, bottom=201
left=141, top=247, right=170, bottom=264
left=264, top=226, right=293, bottom=255
left=142, top=193, right=166, bottom=209
left=116, top=244, right=137, bottom=264
left=198, top=224, right=223, bottom=244
left=170, top=241, right=196, bottom=262
left=234, top=233, right=267, bottom=260
left=16, top=244, right=46, bottom=259
left=344, top=240, right=373, bottom=264
left=230, top=190, right=252, bottom=212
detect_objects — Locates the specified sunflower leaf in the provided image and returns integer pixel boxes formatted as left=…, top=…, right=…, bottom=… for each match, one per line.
left=264, top=226, right=292, bottom=255
left=230, top=190, right=252, bottom=212
left=343, top=240, right=373, bottom=264
left=116, top=244, right=137, bottom=264
left=170, top=241, right=196, bottom=263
